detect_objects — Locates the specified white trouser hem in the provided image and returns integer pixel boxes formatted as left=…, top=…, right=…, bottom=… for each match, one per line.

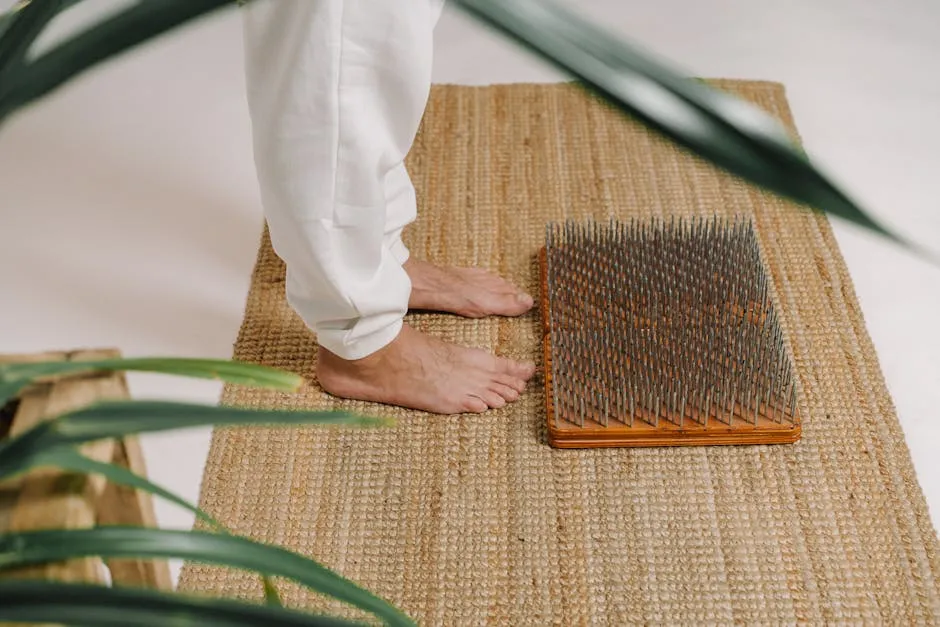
left=316, top=316, right=403, bottom=361
left=388, top=238, right=411, bottom=265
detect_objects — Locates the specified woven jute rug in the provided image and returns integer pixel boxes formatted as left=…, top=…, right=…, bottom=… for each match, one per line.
left=178, top=80, right=940, bottom=624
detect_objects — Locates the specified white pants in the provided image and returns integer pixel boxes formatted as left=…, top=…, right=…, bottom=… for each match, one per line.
left=242, top=0, right=445, bottom=360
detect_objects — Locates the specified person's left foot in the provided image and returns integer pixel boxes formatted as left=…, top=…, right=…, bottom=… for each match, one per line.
left=404, top=258, right=534, bottom=318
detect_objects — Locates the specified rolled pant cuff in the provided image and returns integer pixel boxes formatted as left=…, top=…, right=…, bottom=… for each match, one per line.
left=316, top=316, right=403, bottom=361
left=388, top=238, right=411, bottom=265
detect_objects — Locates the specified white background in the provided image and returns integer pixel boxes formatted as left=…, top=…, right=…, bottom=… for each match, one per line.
left=2, top=0, right=938, bottom=584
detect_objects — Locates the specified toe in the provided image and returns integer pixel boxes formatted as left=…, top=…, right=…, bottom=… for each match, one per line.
left=490, top=291, right=534, bottom=316
left=462, top=395, right=489, bottom=413
left=478, top=389, right=507, bottom=409
left=490, top=382, right=520, bottom=402
left=495, top=373, right=527, bottom=394
left=496, top=358, right=537, bottom=381
left=464, top=351, right=537, bottom=383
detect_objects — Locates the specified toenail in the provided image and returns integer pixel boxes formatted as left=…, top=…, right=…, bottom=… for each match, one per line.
left=517, top=293, right=533, bottom=305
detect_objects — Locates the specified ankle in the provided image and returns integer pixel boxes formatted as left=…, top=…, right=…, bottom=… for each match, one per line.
left=317, top=345, right=366, bottom=396
left=319, top=344, right=372, bottom=373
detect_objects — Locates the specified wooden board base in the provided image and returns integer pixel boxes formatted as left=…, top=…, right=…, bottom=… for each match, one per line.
left=539, top=247, right=803, bottom=448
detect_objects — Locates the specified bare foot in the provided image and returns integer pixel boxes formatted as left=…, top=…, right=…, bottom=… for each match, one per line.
left=404, top=258, right=534, bottom=318
left=317, top=324, right=536, bottom=414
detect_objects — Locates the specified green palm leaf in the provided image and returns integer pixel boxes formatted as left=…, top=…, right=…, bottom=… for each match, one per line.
left=451, top=0, right=929, bottom=256
left=0, top=580, right=365, bottom=627
left=0, top=381, right=23, bottom=406
left=0, top=0, right=236, bottom=120
left=0, top=527, right=415, bottom=626
left=0, top=0, right=85, bottom=50
left=0, top=356, right=304, bottom=405
left=0, top=400, right=387, bottom=480
left=32, top=448, right=226, bottom=528
left=25, top=447, right=285, bottom=604
left=1, top=0, right=930, bottom=255
left=0, top=0, right=64, bottom=71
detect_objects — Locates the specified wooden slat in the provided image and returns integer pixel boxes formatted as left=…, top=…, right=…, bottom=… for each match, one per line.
left=2, top=349, right=126, bottom=585
left=1, top=348, right=174, bottom=593
left=98, top=435, right=173, bottom=590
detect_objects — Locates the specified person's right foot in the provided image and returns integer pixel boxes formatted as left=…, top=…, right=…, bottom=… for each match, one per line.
left=317, top=323, right=536, bottom=413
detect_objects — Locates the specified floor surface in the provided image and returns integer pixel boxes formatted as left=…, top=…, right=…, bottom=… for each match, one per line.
left=2, top=0, right=938, bottom=585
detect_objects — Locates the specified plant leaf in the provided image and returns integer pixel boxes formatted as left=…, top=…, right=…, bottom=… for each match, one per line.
left=49, top=400, right=387, bottom=441
left=0, top=580, right=365, bottom=627
left=0, top=527, right=415, bottom=626
left=33, top=447, right=226, bottom=528
left=27, top=447, right=283, bottom=606
left=263, top=574, right=285, bottom=607
left=0, top=0, right=85, bottom=51
left=1, top=0, right=931, bottom=260
left=0, top=380, right=25, bottom=406
left=0, top=400, right=388, bottom=480
left=0, top=0, right=238, bottom=121
left=0, top=0, right=64, bottom=74
left=451, top=0, right=922, bottom=252
left=0, top=7, right=12, bottom=41
left=0, top=356, right=303, bottom=393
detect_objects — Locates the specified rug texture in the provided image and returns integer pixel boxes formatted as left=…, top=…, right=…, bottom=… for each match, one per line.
left=178, top=80, right=940, bottom=625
